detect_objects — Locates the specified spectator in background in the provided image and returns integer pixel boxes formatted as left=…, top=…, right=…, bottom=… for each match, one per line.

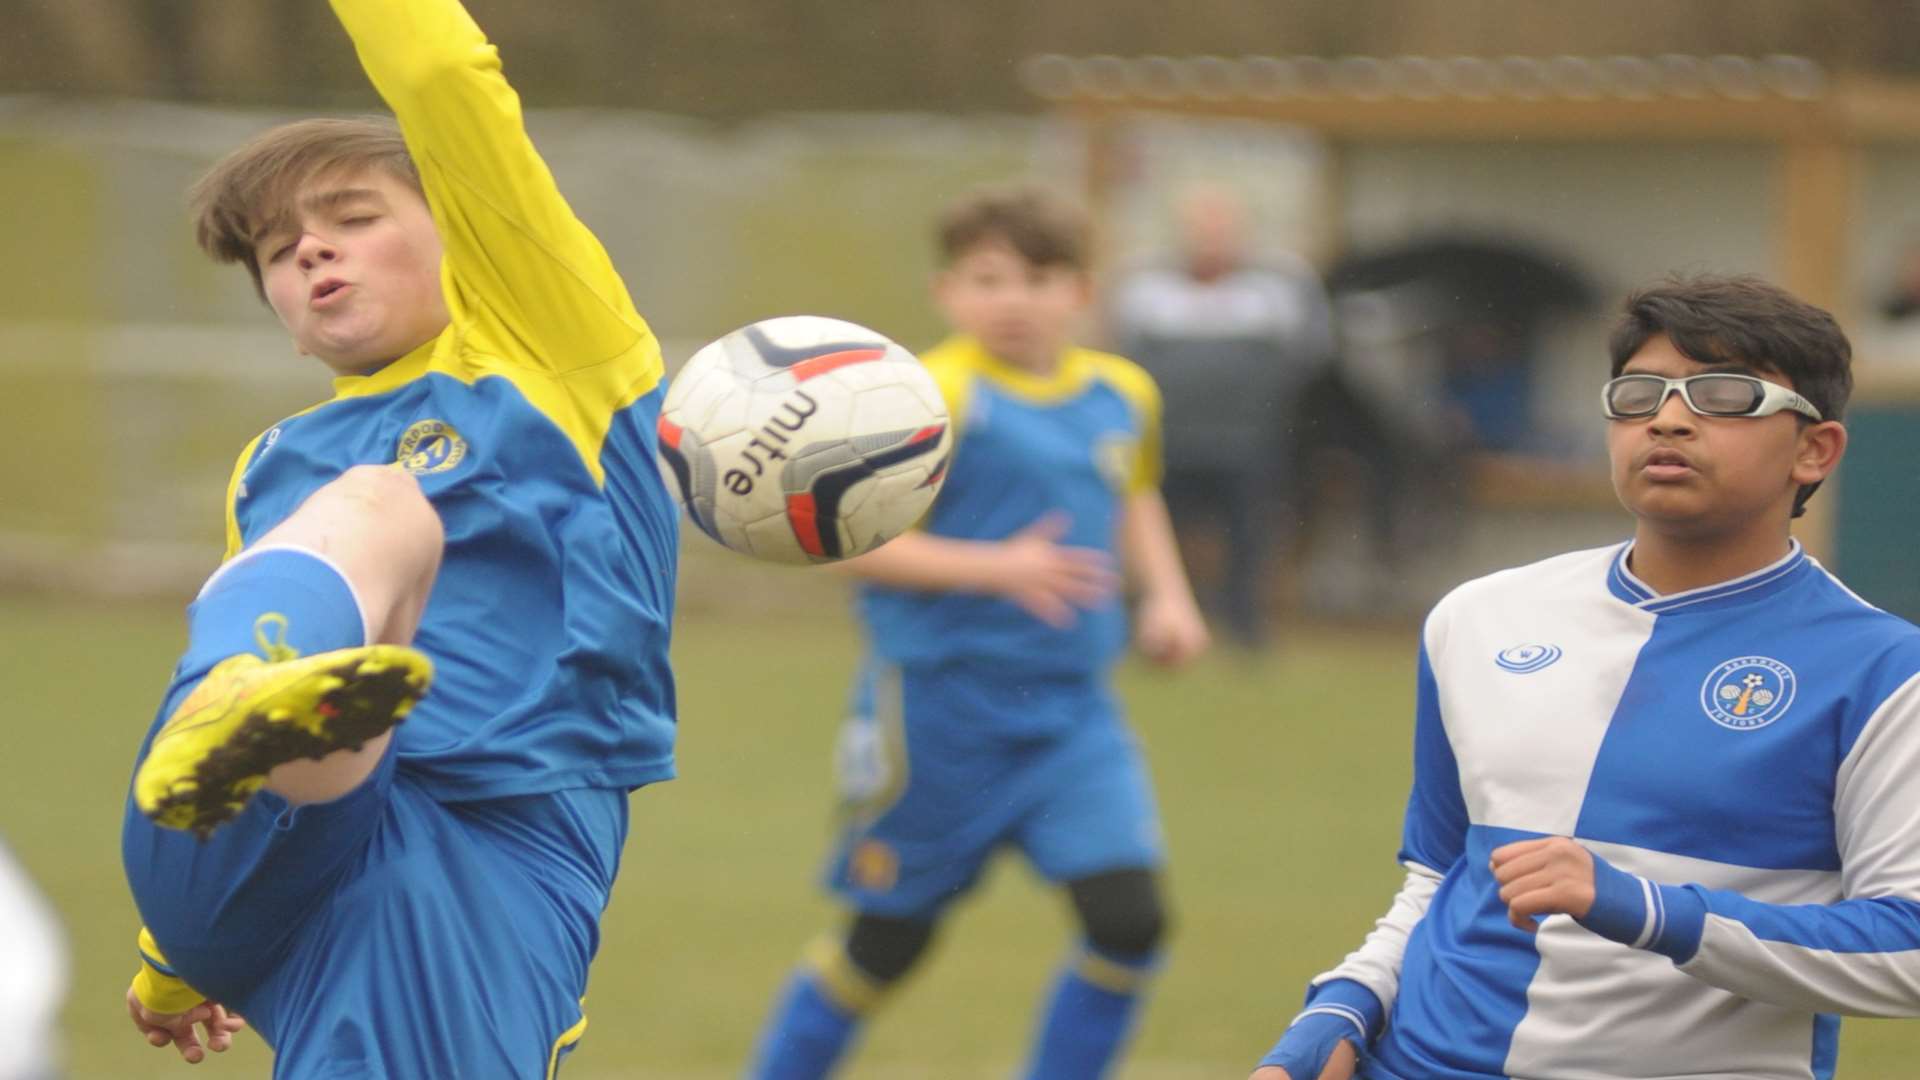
left=1878, top=233, right=1920, bottom=322
left=1110, top=185, right=1333, bottom=647
left=0, top=838, right=67, bottom=1080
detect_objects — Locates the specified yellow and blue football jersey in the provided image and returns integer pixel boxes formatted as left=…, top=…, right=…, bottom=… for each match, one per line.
left=222, top=0, right=677, bottom=801
left=858, top=335, right=1162, bottom=687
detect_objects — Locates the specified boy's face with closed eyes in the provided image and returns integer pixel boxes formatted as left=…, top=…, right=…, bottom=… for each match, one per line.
left=253, top=168, right=449, bottom=376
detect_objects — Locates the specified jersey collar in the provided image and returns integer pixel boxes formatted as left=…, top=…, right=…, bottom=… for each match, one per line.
left=328, top=334, right=441, bottom=401
left=946, top=335, right=1094, bottom=403
left=1607, top=539, right=1809, bottom=614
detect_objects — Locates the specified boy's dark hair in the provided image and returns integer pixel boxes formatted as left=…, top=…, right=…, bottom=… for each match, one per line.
left=936, top=185, right=1090, bottom=270
left=189, top=117, right=422, bottom=300
left=1608, top=273, right=1852, bottom=517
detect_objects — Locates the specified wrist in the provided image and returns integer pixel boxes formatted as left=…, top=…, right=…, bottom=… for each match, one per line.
left=131, top=963, right=205, bottom=1014
left=1258, top=981, right=1379, bottom=1074
left=1302, top=977, right=1383, bottom=1041
left=133, top=926, right=205, bottom=1014
left=1576, top=852, right=1652, bottom=945
left=1575, top=855, right=1707, bottom=963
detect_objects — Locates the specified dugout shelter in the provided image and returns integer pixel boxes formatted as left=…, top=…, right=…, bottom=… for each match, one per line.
left=1031, top=53, right=1920, bottom=620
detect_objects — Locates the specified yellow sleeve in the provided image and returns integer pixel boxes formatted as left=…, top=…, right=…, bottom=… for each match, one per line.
left=131, top=926, right=206, bottom=1014
left=1089, top=353, right=1164, bottom=493
left=220, top=430, right=269, bottom=561
left=328, top=0, right=659, bottom=391
left=917, top=342, right=976, bottom=437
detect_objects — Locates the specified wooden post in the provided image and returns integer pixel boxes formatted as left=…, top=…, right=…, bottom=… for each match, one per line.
left=1079, top=109, right=1124, bottom=285
left=1776, top=135, right=1857, bottom=561
left=1777, top=137, right=1856, bottom=317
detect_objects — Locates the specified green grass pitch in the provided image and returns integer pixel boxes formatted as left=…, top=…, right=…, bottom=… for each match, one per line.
left=5, top=591, right=1914, bottom=1077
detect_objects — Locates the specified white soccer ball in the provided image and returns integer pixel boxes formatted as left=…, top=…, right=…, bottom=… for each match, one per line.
left=657, top=315, right=951, bottom=565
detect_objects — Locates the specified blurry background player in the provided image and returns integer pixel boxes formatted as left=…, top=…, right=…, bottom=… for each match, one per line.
left=748, top=185, right=1210, bottom=1079
left=0, top=838, right=67, bottom=1080
left=1253, top=275, right=1920, bottom=1080
left=1110, top=184, right=1333, bottom=648
left=118, top=0, right=678, bottom=1075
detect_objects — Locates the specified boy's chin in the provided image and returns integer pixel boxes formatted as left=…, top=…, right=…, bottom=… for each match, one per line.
left=1627, top=500, right=1737, bottom=541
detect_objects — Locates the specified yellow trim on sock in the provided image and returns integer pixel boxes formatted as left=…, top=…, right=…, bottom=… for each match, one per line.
left=803, top=935, right=886, bottom=1016
left=1075, top=951, right=1152, bottom=995
left=546, top=1002, right=589, bottom=1079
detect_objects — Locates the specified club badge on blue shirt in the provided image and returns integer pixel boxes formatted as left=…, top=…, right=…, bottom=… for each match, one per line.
left=396, top=419, right=468, bottom=476
left=1700, top=656, right=1797, bottom=731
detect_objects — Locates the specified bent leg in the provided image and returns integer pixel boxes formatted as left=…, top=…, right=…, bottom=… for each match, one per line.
left=748, top=914, right=939, bottom=1080
left=249, top=464, right=443, bottom=649
left=1021, top=869, right=1171, bottom=1080
left=1016, top=709, right=1171, bottom=1079
left=247, top=465, right=442, bottom=803
left=751, top=663, right=1028, bottom=1080
left=127, top=466, right=446, bottom=978
left=145, top=465, right=443, bottom=812
left=122, top=743, right=402, bottom=1010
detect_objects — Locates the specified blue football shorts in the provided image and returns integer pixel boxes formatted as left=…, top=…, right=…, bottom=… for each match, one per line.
left=123, top=739, right=627, bottom=1080
left=824, top=659, right=1165, bottom=919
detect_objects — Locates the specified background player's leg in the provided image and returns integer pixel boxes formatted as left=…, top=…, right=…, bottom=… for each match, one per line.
left=748, top=914, right=937, bottom=1080
left=1022, top=868, right=1169, bottom=1080
left=167, top=464, right=443, bottom=805
left=1015, top=703, right=1171, bottom=1079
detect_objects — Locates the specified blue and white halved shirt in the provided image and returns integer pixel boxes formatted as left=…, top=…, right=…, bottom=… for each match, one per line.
left=1317, top=541, right=1920, bottom=1080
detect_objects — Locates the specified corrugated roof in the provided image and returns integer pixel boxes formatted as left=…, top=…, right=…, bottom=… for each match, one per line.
left=1022, top=53, right=1825, bottom=104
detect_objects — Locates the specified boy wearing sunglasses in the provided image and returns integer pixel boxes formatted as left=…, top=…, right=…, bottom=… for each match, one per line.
left=1254, top=275, right=1920, bottom=1079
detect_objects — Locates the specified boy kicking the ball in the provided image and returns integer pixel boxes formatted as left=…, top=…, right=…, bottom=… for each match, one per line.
left=747, top=185, right=1210, bottom=1079
left=1253, top=276, right=1920, bottom=1080
left=119, top=0, right=678, bottom=1075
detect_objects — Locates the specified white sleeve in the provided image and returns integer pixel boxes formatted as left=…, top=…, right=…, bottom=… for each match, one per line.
left=1311, top=860, right=1444, bottom=1016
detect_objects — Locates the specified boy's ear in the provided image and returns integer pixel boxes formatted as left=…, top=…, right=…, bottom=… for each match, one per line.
left=1791, top=420, right=1847, bottom=487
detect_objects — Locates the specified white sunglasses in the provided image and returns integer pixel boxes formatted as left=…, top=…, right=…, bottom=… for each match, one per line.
left=1602, top=373, right=1822, bottom=421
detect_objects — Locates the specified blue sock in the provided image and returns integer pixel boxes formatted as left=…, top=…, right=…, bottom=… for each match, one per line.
left=1023, top=944, right=1159, bottom=1080
left=160, top=546, right=368, bottom=717
left=748, top=971, right=861, bottom=1080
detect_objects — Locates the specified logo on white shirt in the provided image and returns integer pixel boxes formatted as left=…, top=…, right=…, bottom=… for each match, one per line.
left=1495, top=644, right=1562, bottom=673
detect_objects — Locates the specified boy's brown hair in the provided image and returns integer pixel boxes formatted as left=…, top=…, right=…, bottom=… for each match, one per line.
left=936, top=184, right=1090, bottom=271
left=1608, top=273, right=1853, bottom=516
left=189, top=117, right=422, bottom=298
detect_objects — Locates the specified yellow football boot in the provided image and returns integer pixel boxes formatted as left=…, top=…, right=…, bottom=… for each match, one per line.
left=135, top=616, right=432, bottom=838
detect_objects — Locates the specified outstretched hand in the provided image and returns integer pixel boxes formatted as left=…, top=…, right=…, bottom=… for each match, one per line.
left=994, top=512, right=1120, bottom=628
left=127, top=987, right=247, bottom=1064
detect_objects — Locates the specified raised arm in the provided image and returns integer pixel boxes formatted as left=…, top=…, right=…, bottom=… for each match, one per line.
left=329, top=0, right=654, bottom=380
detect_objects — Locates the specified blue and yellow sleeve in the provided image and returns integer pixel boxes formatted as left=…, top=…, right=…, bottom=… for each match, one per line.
left=328, top=0, right=660, bottom=394
left=920, top=346, right=977, bottom=438
left=130, top=926, right=206, bottom=1014
left=1089, top=353, right=1164, bottom=494
left=220, top=430, right=270, bottom=561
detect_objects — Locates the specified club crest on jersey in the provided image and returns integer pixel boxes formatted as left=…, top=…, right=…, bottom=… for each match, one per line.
left=1494, top=644, right=1562, bottom=673
left=395, top=419, right=467, bottom=476
left=1700, top=656, right=1796, bottom=731
left=1093, top=433, right=1136, bottom=493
